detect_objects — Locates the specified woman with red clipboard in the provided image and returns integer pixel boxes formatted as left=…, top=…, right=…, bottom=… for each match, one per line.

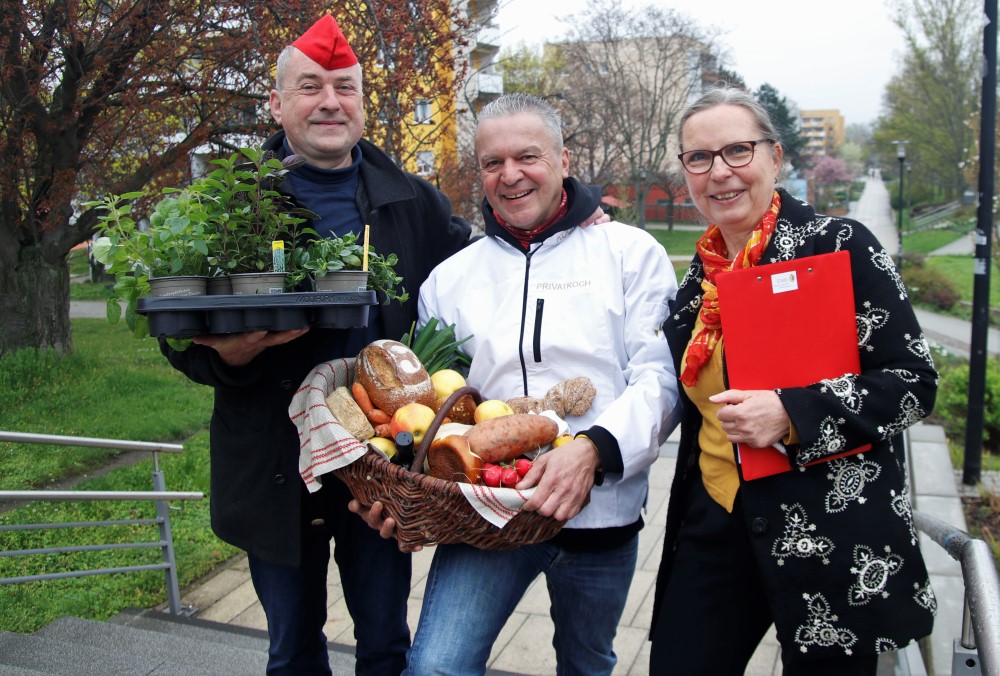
left=649, top=86, right=938, bottom=675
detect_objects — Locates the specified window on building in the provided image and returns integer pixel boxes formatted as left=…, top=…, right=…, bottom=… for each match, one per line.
left=416, top=151, right=435, bottom=176
left=414, top=99, right=433, bottom=124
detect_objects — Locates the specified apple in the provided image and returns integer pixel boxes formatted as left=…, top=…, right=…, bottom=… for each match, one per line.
left=430, top=369, right=467, bottom=400
left=474, top=399, right=514, bottom=424
left=388, top=402, right=437, bottom=444
left=368, top=436, right=397, bottom=460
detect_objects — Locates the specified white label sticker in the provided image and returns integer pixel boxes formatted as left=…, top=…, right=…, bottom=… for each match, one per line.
left=770, top=270, right=799, bottom=294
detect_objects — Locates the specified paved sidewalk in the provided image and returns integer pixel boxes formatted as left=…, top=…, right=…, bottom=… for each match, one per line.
left=177, top=433, right=789, bottom=675
left=177, top=422, right=972, bottom=675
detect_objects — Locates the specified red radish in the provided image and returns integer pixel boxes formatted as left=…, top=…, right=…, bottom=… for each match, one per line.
left=515, top=458, right=533, bottom=478
left=482, top=463, right=502, bottom=487
left=500, top=466, right=520, bottom=487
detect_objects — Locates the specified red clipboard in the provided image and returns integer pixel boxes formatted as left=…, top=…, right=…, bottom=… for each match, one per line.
left=716, top=250, right=870, bottom=480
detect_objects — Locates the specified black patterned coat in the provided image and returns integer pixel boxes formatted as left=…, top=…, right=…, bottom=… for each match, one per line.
left=650, top=189, right=938, bottom=659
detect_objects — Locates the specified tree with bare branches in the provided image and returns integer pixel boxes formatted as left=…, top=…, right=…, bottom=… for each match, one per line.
left=555, top=0, right=718, bottom=227
left=0, top=0, right=466, bottom=355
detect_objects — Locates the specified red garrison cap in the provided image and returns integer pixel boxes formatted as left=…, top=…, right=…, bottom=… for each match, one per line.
left=292, top=15, right=358, bottom=70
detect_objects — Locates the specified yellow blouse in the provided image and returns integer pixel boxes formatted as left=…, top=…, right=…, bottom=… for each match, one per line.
left=682, top=315, right=740, bottom=512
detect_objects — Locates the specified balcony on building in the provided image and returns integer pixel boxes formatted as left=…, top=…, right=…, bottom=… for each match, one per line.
left=469, top=71, right=504, bottom=101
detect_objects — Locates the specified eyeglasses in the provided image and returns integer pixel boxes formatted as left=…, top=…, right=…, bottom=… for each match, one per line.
left=677, top=138, right=775, bottom=174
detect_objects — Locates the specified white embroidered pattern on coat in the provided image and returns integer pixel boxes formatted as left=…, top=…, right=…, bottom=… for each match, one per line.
left=877, top=392, right=926, bottom=439
left=856, top=302, right=889, bottom=353
left=820, top=375, right=866, bottom=415
left=799, top=416, right=850, bottom=464
left=885, top=368, right=920, bottom=383
left=869, top=245, right=907, bottom=299
left=825, top=456, right=881, bottom=513
left=772, top=503, right=835, bottom=565
left=905, top=333, right=936, bottom=373
left=673, top=295, right=701, bottom=322
left=848, top=545, right=903, bottom=606
left=913, top=581, right=938, bottom=613
left=875, top=638, right=899, bottom=654
left=793, top=592, right=858, bottom=654
left=891, top=468, right=919, bottom=546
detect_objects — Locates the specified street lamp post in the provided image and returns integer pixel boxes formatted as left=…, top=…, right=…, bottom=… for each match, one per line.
left=892, top=141, right=908, bottom=269
left=638, top=167, right=648, bottom=229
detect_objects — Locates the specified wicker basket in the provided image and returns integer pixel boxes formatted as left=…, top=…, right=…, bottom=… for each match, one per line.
left=332, top=386, right=564, bottom=551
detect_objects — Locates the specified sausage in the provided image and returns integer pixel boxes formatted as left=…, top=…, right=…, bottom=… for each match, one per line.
left=463, top=414, right=559, bottom=464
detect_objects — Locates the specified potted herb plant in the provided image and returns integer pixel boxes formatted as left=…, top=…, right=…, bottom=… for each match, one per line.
left=89, top=190, right=217, bottom=337
left=289, top=230, right=408, bottom=304
left=193, top=148, right=314, bottom=294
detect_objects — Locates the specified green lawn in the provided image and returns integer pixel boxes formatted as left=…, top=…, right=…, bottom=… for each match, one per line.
left=924, top=255, right=1000, bottom=308
left=0, top=320, right=234, bottom=633
left=647, top=227, right=702, bottom=257
left=903, top=227, right=973, bottom=255
left=1, top=320, right=213, bottom=489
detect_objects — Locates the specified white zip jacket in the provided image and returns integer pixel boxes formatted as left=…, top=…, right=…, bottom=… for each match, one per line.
left=418, top=217, right=680, bottom=530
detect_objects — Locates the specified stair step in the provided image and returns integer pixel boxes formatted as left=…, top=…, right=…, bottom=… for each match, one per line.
left=109, top=608, right=355, bottom=671
left=108, top=608, right=271, bottom=652
left=0, top=630, right=144, bottom=675
left=35, top=617, right=267, bottom=674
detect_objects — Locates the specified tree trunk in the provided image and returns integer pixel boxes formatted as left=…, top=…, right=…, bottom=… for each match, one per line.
left=0, top=244, right=73, bottom=357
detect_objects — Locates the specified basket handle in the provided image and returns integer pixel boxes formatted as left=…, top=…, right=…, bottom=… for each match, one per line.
left=410, top=385, right=482, bottom=473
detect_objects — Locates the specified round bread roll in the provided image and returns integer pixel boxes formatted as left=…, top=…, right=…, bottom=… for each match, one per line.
left=505, top=395, right=544, bottom=415
left=355, top=339, right=437, bottom=415
left=543, top=377, right=597, bottom=418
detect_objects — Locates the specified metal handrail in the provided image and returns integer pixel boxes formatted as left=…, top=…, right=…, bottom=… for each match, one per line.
left=0, top=491, right=202, bottom=501
left=0, top=431, right=184, bottom=454
left=913, top=510, right=1000, bottom=676
left=0, top=431, right=202, bottom=615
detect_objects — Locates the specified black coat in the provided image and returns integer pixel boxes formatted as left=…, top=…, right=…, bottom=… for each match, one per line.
left=161, top=134, right=470, bottom=565
left=651, top=190, right=938, bottom=658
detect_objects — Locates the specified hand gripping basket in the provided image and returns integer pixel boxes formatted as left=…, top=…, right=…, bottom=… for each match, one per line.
left=332, top=385, right=565, bottom=552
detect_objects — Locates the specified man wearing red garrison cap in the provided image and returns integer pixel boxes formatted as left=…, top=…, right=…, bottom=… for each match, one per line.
left=160, top=13, right=470, bottom=675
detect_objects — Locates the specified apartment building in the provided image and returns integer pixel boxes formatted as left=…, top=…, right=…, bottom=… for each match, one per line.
left=800, top=109, right=845, bottom=157
left=392, top=0, right=503, bottom=180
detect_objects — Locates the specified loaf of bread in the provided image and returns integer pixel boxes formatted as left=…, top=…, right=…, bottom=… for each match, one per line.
left=427, top=435, right=481, bottom=483
left=542, top=377, right=597, bottom=418
left=355, top=339, right=437, bottom=415
left=325, top=386, right=375, bottom=440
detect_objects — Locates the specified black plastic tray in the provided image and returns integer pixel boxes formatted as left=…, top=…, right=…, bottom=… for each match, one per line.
left=136, top=291, right=377, bottom=338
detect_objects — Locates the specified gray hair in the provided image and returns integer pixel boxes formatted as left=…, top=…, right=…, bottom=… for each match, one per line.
left=677, top=86, right=781, bottom=151
left=275, top=45, right=295, bottom=90
left=476, top=93, right=564, bottom=151
left=274, top=45, right=362, bottom=91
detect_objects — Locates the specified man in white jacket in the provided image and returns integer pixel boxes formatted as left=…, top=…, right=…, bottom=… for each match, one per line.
left=402, top=93, right=681, bottom=675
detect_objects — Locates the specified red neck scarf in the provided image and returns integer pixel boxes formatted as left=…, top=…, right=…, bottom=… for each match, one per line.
left=680, top=191, right=781, bottom=387
left=494, top=189, right=569, bottom=249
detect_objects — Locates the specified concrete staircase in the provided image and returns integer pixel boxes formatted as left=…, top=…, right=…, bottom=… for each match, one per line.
left=0, top=609, right=355, bottom=675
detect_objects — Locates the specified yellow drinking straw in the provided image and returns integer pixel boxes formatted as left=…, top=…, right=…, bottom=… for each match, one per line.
left=362, top=224, right=370, bottom=272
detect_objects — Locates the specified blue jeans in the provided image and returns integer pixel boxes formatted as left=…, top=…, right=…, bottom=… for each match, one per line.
left=248, top=481, right=411, bottom=676
left=405, top=535, right=638, bottom=676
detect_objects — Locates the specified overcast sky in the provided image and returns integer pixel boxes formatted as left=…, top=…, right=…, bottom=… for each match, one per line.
left=494, top=0, right=910, bottom=128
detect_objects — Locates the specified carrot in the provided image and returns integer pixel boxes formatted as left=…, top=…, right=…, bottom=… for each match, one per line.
left=464, top=414, right=559, bottom=464
left=374, top=423, right=392, bottom=438
left=353, top=382, right=391, bottom=424
left=352, top=382, right=374, bottom=410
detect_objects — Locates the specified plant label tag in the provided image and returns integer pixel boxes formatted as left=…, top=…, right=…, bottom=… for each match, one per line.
left=770, top=271, right=798, bottom=294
